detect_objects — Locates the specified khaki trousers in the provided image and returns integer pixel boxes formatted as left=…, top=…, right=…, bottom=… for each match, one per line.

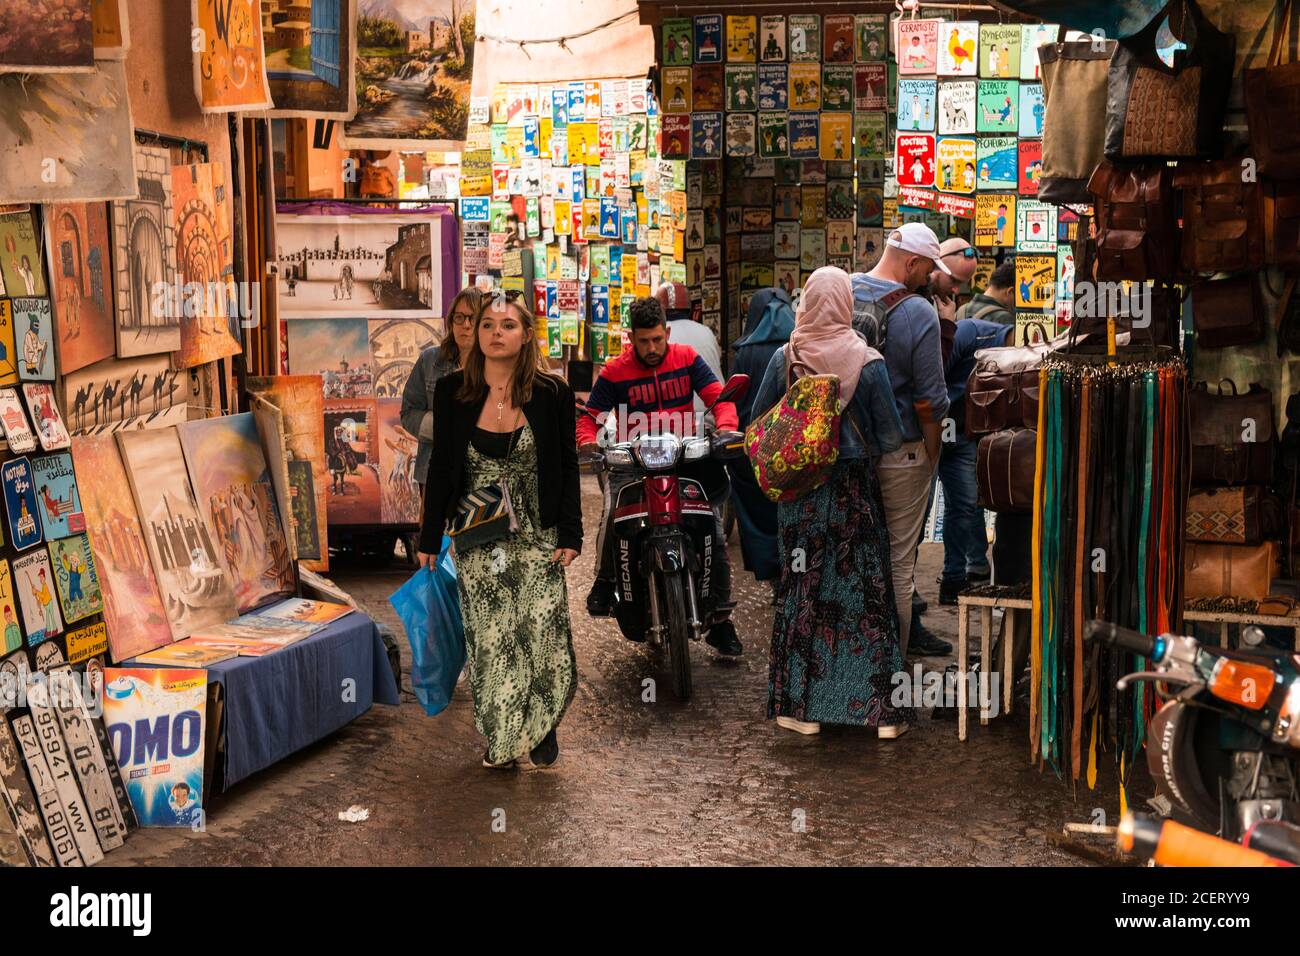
left=876, top=440, right=935, bottom=658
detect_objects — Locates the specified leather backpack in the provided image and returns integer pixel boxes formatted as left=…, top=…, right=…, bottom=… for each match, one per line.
left=1104, top=0, right=1235, bottom=161
left=964, top=344, right=1047, bottom=439
left=1244, top=0, right=1300, bottom=180
left=1188, top=380, right=1276, bottom=486
left=1088, top=161, right=1180, bottom=281
left=1192, top=275, right=1265, bottom=349
left=1039, top=37, right=1117, bottom=204
left=1174, top=159, right=1266, bottom=274
left=977, top=428, right=1037, bottom=514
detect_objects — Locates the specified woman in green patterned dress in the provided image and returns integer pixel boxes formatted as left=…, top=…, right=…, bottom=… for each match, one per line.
left=418, top=293, right=582, bottom=769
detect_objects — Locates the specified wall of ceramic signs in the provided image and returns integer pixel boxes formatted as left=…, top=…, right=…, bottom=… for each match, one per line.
left=458, top=78, right=690, bottom=367
left=655, top=8, right=1079, bottom=348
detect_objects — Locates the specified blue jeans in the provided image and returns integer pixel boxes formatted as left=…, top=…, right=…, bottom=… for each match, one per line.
left=937, top=436, right=990, bottom=582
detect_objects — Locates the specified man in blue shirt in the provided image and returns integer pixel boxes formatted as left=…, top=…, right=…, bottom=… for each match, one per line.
left=852, top=223, right=951, bottom=659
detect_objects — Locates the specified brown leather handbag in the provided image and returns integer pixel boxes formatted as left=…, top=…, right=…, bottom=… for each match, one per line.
left=976, top=428, right=1037, bottom=514
left=1186, top=486, right=1273, bottom=545
left=1184, top=541, right=1281, bottom=601
left=1244, top=0, right=1300, bottom=180
left=1175, top=160, right=1266, bottom=274
left=964, top=344, right=1047, bottom=439
left=1088, top=161, right=1180, bottom=281
left=1192, top=275, right=1265, bottom=349
left=1104, top=0, right=1235, bottom=161
left=1069, top=281, right=1183, bottom=350
left=1188, top=380, right=1276, bottom=486
left=1266, top=179, right=1300, bottom=271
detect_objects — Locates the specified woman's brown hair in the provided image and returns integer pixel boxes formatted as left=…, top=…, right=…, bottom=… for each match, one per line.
left=438, top=286, right=485, bottom=366
left=457, top=291, right=565, bottom=406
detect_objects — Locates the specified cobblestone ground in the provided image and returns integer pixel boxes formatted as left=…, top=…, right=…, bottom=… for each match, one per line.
left=110, top=477, right=1112, bottom=866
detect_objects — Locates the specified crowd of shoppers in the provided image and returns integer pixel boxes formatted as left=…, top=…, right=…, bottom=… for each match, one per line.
left=414, top=221, right=1016, bottom=766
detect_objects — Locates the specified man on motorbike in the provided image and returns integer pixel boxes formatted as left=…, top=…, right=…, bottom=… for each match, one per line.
left=578, top=294, right=744, bottom=658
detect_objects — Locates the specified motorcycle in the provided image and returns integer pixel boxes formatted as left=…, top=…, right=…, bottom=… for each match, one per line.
left=1086, top=619, right=1300, bottom=842
left=580, top=375, right=749, bottom=699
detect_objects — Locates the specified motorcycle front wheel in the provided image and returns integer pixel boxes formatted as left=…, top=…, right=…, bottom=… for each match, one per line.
left=661, top=571, right=693, bottom=699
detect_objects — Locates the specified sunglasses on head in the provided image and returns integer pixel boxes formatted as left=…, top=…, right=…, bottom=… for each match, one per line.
left=944, top=247, right=977, bottom=259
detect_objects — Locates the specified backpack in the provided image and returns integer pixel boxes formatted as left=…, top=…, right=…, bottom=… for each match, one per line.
left=744, top=345, right=843, bottom=503
left=849, top=275, right=918, bottom=349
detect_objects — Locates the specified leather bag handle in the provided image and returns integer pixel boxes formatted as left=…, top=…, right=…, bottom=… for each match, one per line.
left=1269, top=0, right=1296, bottom=67
left=1217, top=377, right=1239, bottom=396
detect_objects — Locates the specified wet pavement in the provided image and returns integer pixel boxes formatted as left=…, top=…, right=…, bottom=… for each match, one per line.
left=109, top=476, right=1115, bottom=866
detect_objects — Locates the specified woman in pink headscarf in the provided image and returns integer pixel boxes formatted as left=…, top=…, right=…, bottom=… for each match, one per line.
left=748, top=266, right=912, bottom=739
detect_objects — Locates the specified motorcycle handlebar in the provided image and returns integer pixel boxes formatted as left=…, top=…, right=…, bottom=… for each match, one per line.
left=1085, top=620, right=1157, bottom=657
left=1119, top=813, right=1292, bottom=868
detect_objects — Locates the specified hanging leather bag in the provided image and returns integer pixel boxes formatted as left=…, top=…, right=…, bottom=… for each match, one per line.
left=1038, top=37, right=1117, bottom=204
left=1188, top=380, right=1276, bottom=486
left=964, top=343, right=1047, bottom=439
left=1088, top=161, right=1181, bottom=281
left=976, top=427, right=1037, bottom=514
left=1192, top=275, right=1265, bottom=349
left=1069, top=281, right=1183, bottom=350
left=1104, top=0, right=1235, bottom=161
left=1184, top=541, right=1281, bottom=601
left=1266, top=179, right=1300, bottom=270
left=1186, top=486, right=1276, bottom=545
left=1244, top=0, right=1300, bottom=180
left=1175, top=160, right=1267, bottom=273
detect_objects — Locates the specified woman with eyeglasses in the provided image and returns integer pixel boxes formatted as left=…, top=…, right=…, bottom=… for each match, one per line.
left=401, top=287, right=484, bottom=491
left=417, top=293, right=582, bottom=770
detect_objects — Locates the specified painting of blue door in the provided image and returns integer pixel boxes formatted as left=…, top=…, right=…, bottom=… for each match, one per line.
left=310, top=1, right=342, bottom=88
left=266, top=0, right=356, bottom=119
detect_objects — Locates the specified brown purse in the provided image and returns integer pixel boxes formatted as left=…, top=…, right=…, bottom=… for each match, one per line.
left=976, top=428, right=1037, bottom=514
left=1184, top=541, right=1281, bottom=602
left=1192, top=275, right=1264, bottom=349
left=1244, top=0, right=1300, bottom=180
left=1186, top=486, right=1273, bottom=545
left=1174, top=160, right=1266, bottom=274
left=1088, top=161, right=1180, bottom=281
left=1266, top=179, right=1300, bottom=271
left=964, top=344, right=1047, bottom=439
left=1188, top=380, right=1276, bottom=486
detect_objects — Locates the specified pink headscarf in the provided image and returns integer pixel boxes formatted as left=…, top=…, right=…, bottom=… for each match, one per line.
left=786, top=266, right=880, bottom=403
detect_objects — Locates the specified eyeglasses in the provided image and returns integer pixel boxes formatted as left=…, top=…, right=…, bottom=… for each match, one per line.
left=943, top=247, right=977, bottom=259
left=450, top=312, right=475, bottom=327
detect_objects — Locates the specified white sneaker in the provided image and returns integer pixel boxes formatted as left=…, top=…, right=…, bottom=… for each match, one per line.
left=877, top=723, right=909, bottom=740
left=776, top=715, right=821, bottom=735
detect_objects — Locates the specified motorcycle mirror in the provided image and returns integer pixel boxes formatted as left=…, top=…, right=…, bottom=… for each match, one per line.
left=1242, top=625, right=1266, bottom=647
left=708, top=374, right=750, bottom=413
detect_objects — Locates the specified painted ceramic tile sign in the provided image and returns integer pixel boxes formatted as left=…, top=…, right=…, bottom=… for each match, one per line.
left=1020, top=24, right=1060, bottom=80
left=32, top=452, right=83, bottom=541
left=897, top=79, right=936, bottom=132
left=896, top=18, right=938, bottom=75
left=1016, top=199, right=1059, bottom=253
left=12, top=298, right=54, bottom=382
left=823, top=15, right=854, bottom=63
left=820, top=114, right=852, bottom=162
left=821, top=64, right=853, bottom=110
left=937, top=22, right=978, bottom=76
left=977, top=137, right=1018, bottom=190
left=45, top=202, right=116, bottom=373
left=788, top=113, right=819, bottom=159
left=788, top=14, right=819, bottom=62
left=725, top=15, right=756, bottom=62
left=0, top=387, right=34, bottom=451
left=1019, top=139, right=1043, bottom=195
left=757, top=64, right=788, bottom=110
left=938, top=80, right=976, bottom=135
left=13, top=550, right=60, bottom=645
left=1018, top=83, right=1045, bottom=138
left=975, top=193, right=1016, bottom=248
left=980, top=24, right=1022, bottom=78
left=0, top=301, right=18, bottom=387
left=0, top=560, right=19, bottom=652
left=1016, top=253, right=1056, bottom=309
left=22, top=384, right=70, bottom=450
left=936, top=138, right=977, bottom=194
left=0, top=207, right=47, bottom=297
left=855, top=63, right=887, bottom=110
left=662, top=18, right=692, bottom=65
left=759, top=16, right=786, bottom=62
left=48, top=533, right=101, bottom=623
left=0, top=0, right=94, bottom=72
left=855, top=14, right=887, bottom=62
left=725, top=65, right=756, bottom=110
left=895, top=134, right=937, bottom=189
left=757, top=111, right=789, bottom=158
left=191, top=0, right=273, bottom=113
left=855, top=112, right=888, bottom=160
left=977, top=80, right=1019, bottom=133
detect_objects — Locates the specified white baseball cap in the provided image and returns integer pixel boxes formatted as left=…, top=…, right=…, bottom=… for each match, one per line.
left=886, top=222, right=951, bottom=275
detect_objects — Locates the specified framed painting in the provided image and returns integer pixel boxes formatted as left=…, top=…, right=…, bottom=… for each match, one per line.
left=45, top=202, right=117, bottom=374
left=171, top=163, right=242, bottom=369
left=191, top=0, right=273, bottom=113
left=376, top=398, right=420, bottom=525
left=341, top=0, right=474, bottom=150
left=70, top=434, right=172, bottom=660
left=111, top=144, right=181, bottom=357
left=117, top=427, right=239, bottom=641
left=323, top=398, right=380, bottom=526
left=61, top=354, right=182, bottom=435
left=178, top=413, right=294, bottom=613
left=0, top=0, right=94, bottom=72
left=266, top=0, right=357, bottom=119
left=287, top=318, right=373, bottom=399
left=0, top=61, right=137, bottom=203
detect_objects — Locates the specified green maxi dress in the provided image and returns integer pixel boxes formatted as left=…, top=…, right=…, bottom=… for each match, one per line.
left=456, top=424, right=577, bottom=764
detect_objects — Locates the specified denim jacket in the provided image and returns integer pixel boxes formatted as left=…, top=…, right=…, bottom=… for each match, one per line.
left=751, top=346, right=905, bottom=462
left=400, top=345, right=458, bottom=484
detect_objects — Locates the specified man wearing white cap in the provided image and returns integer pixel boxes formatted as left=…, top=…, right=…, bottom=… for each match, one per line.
left=851, top=223, right=951, bottom=659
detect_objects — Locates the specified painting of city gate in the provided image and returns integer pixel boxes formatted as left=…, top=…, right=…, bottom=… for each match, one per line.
left=276, top=214, right=436, bottom=318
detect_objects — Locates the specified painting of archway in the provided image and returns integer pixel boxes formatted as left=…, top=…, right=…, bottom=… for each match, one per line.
left=171, top=163, right=242, bottom=369
left=46, top=201, right=116, bottom=373
left=111, top=144, right=179, bottom=357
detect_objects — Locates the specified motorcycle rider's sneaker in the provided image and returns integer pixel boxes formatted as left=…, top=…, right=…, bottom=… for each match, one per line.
left=906, top=614, right=953, bottom=657
left=528, top=729, right=559, bottom=769
left=776, top=715, right=821, bottom=735
left=586, top=579, right=615, bottom=617
left=877, top=722, right=910, bottom=740
left=705, top=620, right=743, bottom=659
left=938, top=576, right=966, bottom=606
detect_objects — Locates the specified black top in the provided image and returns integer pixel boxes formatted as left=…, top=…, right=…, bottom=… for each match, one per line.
left=470, top=425, right=524, bottom=459
left=419, top=371, right=582, bottom=554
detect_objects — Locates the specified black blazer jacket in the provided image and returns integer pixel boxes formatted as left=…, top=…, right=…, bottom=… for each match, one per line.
left=418, top=370, right=583, bottom=554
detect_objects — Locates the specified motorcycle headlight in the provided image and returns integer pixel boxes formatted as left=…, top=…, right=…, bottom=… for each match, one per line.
left=683, top=437, right=710, bottom=461
left=633, top=434, right=681, bottom=470
left=605, top=447, right=634, bottom=468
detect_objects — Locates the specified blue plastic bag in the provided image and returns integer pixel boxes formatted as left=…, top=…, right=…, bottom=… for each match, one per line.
left=389, top=536, right=465, bottom=716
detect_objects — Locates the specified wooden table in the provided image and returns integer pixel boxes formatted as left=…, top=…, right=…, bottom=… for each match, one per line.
left=1181, top=608, right=1300, bottom=651
left=955, top=594, right=1032, bottom=742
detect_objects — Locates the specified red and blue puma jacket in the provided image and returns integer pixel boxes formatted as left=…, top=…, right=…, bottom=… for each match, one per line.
left=577, top=343, right=738, bottom=445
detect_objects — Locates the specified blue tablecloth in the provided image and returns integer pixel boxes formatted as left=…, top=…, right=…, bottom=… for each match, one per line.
left=136, top=613, right=400, bottom=791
